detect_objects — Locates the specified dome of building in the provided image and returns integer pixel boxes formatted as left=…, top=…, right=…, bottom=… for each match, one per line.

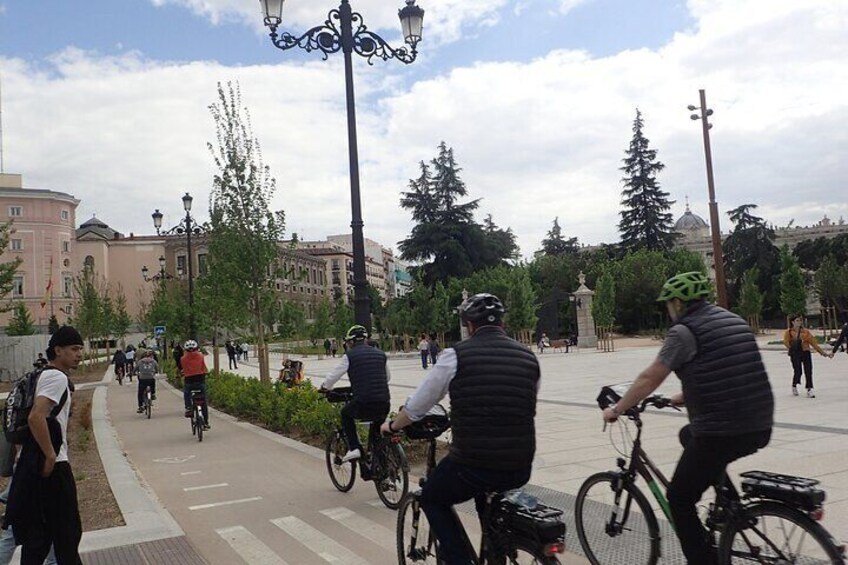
left=674, top=204, right=709, bottom=232
left=76, top=215, right=122, bottom=240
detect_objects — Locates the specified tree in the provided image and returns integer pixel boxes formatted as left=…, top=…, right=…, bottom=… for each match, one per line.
left=779, top=246, right=807, bottom=318
left=814, top=255, right=847, bottom=312
left=73, top=266, right=103, bottom=358
left=208, top=81, right=286, bottom=383
left=6, top=302, right=36, bottom=335
left=618, top=109, right=676, bottom=252
left=592, top=269, right=616, bottom=329
left=112, top=286, right=132, bottom=346
left=737, top=267, right=764, bottom=330
left=47, top=314, right=60, bottom=335
left=481, top=214, right=520, bottom=263
left=540, top=217, right=579, bottom=256
left=276, top=300, right=306, bottom=340
left=309, top=299, right=333, bottom=351
left=332, top=298, right=354, bottom=344
left=504, top=267, right=537, bottom=343
left=723, top=204, right=780, bottom=316
left=0, top=221, right=23, bottom=313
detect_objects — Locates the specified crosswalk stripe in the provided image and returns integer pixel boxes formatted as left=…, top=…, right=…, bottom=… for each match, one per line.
left=271, top=516, right=370, bottom=564
left=184, top=482, right=228, bottom=492
left=320, top=507, right=395, bottom=551
left=189, top=496, right=262, bottom=511
left=216, top=525, right=289, bottom=565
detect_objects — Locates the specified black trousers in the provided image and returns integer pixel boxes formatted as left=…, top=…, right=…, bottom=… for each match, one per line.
left=340, top=400, right=389, bottom=452
left=21, top=462, right=82, bottom=565
left=137, top=378, right=157, bottom=408
left=667, top=425, right=770, bottom=565
left=790, top=351, right=814, bottom=389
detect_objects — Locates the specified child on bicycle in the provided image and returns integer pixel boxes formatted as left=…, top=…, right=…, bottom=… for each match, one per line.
left=135, top=350, right=159, bottom=413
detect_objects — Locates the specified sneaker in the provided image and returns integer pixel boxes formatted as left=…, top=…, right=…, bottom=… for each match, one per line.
left=184, top=409, right=192, bottom=418
left=151, top=394, right=157, bottom=400
left=342, top=448, right=362, bottom=463
left=202, top=424, right=210, bottom=430
left=137, top=407, right=144, bottom=414
left=792, top=386, right=798, bottom=396
left=807, top=389, right=816, bottom=398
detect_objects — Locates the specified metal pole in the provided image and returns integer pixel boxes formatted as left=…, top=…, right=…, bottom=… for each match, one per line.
left=698, top=89, right=728, bottom=309
left=186, top=210, right=196, bottom=340
left=339, top=0, right=371, bottom=332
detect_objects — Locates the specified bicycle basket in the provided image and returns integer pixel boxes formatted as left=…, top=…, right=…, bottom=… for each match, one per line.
left=323, top=387, right=353, bottom=403
left=494, top=492, right=565, bottom=545
left=740, top=470, right=825, bottom=510
left=596, top=383, right=631, bottom=410
left=405, top=404, right=450, bottom=440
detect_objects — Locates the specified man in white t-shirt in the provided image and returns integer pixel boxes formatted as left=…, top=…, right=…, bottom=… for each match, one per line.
left=7, top=325, right=84, bottom=564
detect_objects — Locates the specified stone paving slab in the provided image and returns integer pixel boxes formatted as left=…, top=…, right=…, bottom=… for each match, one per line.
left=83, top=536, right=206, bottom=565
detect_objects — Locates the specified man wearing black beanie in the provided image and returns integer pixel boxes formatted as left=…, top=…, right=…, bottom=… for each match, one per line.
left=6, top=325, right=84, bottom=564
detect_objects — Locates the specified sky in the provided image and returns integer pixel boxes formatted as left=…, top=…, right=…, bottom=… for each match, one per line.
left=1, top=0, right=846, bottom=259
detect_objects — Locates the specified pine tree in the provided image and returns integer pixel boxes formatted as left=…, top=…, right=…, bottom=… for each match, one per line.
left=47, top=314, right=60, bottom=334
left=618, top=109, right=676, bottom=252
left=540, top=217, right=579, bottom=256
left=6, top=302, right=37, bottom=335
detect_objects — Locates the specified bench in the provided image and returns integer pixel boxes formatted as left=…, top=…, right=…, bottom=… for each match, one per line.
left=548, top=339, right=571, bottom=353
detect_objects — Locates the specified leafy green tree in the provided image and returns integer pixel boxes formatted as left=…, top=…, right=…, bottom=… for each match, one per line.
left=332, top=297, right=354, bottom=344
left=737, top=267, right=764, bottom=329
left=618, top=109, right=676, bottom=252
left=613, top=250, right=671, bottom=333
left=592, top=269, right=616, bottom=329
left=504, top=267, right=537, bottom=342
left=779, top=246, right=807, bottom=317
left=73, top=266, right=103, bottom=358
left=722, top=204, right=780, bottom=316
left=309, top=299, right=333, bottom=350
left=208, top=81, right=286, bottom=383
left=47, top=314, right=60, bottom=334
left=540, top=217, right=579, bottom=256
left=0, top=221, right=23, bottom=313
left=814, top=254, right=847, bottom=312
left=112, top=285, right=132, bottom=346
left=6, top=302, right=37, bottom=335
left=481, top=214, right=520, bottom=263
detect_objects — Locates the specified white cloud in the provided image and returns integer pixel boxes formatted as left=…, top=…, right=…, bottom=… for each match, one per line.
left=0, top=5, right=6, bottom=16
left=2, top=0, right=846, bottom=259
left=558, top=0, right=589, bottom=15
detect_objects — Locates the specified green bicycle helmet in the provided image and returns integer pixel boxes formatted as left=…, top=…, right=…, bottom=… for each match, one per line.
left=657, top=271, right=711, bottom=303
left=344, top=324, right=368, bottom=341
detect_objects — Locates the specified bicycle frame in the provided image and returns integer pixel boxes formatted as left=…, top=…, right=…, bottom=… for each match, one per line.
left=617, top=417, right=675, bottom=529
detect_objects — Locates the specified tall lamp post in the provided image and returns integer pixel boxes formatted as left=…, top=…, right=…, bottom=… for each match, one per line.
left=260, top=0, right=425, bottom=333
left=689, top=89, right=728, bottom=309
left=141, top=255, right=175, bottom=359
left=152, top=193, right=205, bottom=340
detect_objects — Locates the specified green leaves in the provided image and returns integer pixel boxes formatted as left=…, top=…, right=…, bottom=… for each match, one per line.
left=779, top=246, right=807, bottom=317
left=0, top=221, right=23, bottom=313
left=6, top=302, right=36, bottom=335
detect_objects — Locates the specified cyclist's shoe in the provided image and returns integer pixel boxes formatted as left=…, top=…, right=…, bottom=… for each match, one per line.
left=137, top=407, right=145, bottom=414
left=792, top=386, right=799, bottom=396
left=202, top=423, right=210, bottom=430
left=807, top=388, right=816, bottom=398
left=151, top=393, right=157, bottom=400
left=184, top=409, right=192, bottom=418
left=342, top=448, right=362, bottom=463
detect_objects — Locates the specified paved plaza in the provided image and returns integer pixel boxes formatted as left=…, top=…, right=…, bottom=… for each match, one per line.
left=8, top=339, right=842, bottom=564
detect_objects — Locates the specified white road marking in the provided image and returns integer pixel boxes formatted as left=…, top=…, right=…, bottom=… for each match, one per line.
left=189, top=497, right=262, bottom=511
left=180, top=471, right=202, bottom=476
left=183, top=482, right=229, bottom=492
left=271, top=516, right=370, bottom=564
left=153, top=455, right=196, bottom=464
left=216, top=525, right=289, bottom=565
left=320, top=507, right=395, bottom=550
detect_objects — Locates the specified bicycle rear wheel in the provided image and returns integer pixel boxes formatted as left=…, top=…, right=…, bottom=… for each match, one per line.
left=325, top=431, right=356, bottom=492
left=195, top=408, right=204, bottom=442
left=146, top=389, right=152, bottom=419
left=575, top=471, right=660, bottom=565
left=397, top=492, right=439, bottom=564
left=375, top=443, right=409, bottom=510
left=719, top=501, right=844, bottom=564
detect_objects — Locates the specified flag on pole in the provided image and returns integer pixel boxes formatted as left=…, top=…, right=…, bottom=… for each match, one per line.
left=40, top=257, right=53, bottom=309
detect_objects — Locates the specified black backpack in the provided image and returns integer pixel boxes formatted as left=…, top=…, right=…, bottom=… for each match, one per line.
left=3, top=367, right=68, bottom=444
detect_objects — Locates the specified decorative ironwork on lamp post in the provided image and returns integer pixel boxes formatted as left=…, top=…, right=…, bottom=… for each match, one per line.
left=151, top=193, right=206, bottom=340
left=260, top=0, right=424, bottom=333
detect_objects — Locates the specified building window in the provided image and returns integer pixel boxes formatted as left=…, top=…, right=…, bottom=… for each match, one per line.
left=12, top=276, right=23, bottom=297
left=198, top=253, right=208, bottom=276
left=63, top=276, right=73, bottom=298
left=61, top=210, right=69, bottom=221
left=62, top=241, right=71, bottom=253
left=8, top=206, right=22, bottom=217
left=64, top=304, right=73, bottom=317
left=177, top=255, right=187, bottom=276
left=11, top=239, right=22, bottom=251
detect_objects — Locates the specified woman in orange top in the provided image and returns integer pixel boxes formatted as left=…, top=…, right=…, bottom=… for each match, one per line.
left=783, top=316, right=832, bottom=398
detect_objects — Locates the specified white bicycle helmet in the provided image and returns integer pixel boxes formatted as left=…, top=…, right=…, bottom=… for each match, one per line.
left=184, top=339, right=198, bottom=351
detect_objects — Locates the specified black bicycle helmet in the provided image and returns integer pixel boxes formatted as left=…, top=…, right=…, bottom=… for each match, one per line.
left=460, top=293, right=505, bottom=325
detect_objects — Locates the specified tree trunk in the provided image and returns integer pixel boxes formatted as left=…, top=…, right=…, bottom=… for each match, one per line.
left=212, top=324, right=220, bottom=375
left=256, top=303, right=269, bottom=383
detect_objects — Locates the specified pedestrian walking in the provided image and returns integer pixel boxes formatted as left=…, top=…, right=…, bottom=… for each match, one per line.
left=5, top=325, right=84, bottom=564
left=428, top=335, right=440, bottom=365
left=537, top=332, right=550, bottom=354
left=323, top=338, right=332, bottom=357
left=225, top=340, right=238, bottom=370
left=172, top=343, right=184, bottom=372
left=831, top=321, right=848, bottom=355
left=331, top=339, right=338, bottom=357
left=783, top=315, right=832, bottom=398
left=241, top=342, right=249, bottom=361
left=418, top=334, right=430, bottom=369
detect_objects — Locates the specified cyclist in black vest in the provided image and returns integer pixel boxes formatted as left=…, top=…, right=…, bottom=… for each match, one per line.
left=381, top=293, right=540, bottom=565
left=603, top=272, right=774, bottom=565
left=321, top=325, right=392, bottom=463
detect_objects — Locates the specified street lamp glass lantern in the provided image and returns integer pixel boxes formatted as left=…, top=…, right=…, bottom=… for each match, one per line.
left=260, top=0, right=284, bottom=27
left=158, top=255, right=166, bottom=269
left=141, top=265, right=149, bottom=280
left=399, top=0, right=424, bottom=46
left=152, top=209, right=163, bottom=230
left=182, top=192, right=193, bottom=212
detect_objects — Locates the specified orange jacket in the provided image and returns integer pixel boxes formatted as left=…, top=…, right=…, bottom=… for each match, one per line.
left=181, top=350, right=208, bottom=378
left=783, top=327, right=825, bottom=355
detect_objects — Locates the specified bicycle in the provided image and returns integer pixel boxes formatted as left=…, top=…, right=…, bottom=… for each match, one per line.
left=321, top=387, right=409, bottom=510
left=115, top=364, right=125, bottom=385
left=141, top=384, right=153, bottom=419
left=574, top=385, right=846, bottom=564
left=396, top=405, right=566, bottom=564
left=189, top=389, right=206, bottom=442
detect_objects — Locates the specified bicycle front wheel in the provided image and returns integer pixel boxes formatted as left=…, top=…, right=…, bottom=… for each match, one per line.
left=375, top=443, right=409, bottom=510
left=719, top=501, right=844, bottom=564
left=575, top=471, right=660, bottom=565
left=325, top=431, right=356, bottom=492
left=397, top=492, right=439, bottom=564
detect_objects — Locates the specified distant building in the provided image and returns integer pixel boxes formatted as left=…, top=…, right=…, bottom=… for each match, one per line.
left=273, top=244, right=328, bottom=320
left=0, top=173, right=79, bottom=330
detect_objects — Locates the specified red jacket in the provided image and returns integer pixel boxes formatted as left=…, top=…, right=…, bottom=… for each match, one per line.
left=181, top=350, right=207, bottom=378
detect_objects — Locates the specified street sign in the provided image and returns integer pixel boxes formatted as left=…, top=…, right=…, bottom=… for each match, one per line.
left=154, top=325, right=166, bottom=337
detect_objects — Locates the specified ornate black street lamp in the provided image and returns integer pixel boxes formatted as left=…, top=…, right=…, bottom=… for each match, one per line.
left=141, top=255, right=174, bottom=284
left=151, top=193, right=206, bottom=340
left=260, top=0, right=424, bottom=332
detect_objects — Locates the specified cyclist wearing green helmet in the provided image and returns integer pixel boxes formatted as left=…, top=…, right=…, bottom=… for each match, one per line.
left=603, top=271, right=774, bottom=565
left=321, top=324, right=391, bottom=463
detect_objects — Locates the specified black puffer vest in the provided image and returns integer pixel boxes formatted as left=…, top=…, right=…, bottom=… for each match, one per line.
left=676, top=301, right=774, bottom=437
left=346, top=343, right=390, bottom=403
left=450, top=326, right=539, bottom=470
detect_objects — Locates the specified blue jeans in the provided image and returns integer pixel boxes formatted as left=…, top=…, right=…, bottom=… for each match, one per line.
left=420, top=351, right=429, bottom=369
left=183, top=379, right=208, bottom=424
left=0, top=480, right=57, bottom=565
left=419, top=456, right=531, bottom=564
